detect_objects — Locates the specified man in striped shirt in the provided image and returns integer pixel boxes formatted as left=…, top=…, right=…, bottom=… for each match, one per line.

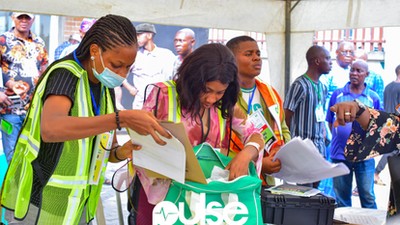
left=283, top=45, right=332, bottom=187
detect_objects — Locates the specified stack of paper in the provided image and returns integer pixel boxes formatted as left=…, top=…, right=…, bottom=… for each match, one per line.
left=267, top=183, right=321, bottom=197
left=334, top=207, right=387, bottom=225
left=272, top=137, right=350, bottom=184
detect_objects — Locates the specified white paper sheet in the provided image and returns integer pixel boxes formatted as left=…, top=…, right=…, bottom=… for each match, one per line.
left=129, top=128, right=186, bottom=183
left=272, top=137, right=350, bottom=183
left=334, top=207, right=387, bottom=225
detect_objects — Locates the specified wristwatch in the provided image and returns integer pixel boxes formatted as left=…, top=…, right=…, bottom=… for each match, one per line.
left=354, top=99, right=366, bottom=118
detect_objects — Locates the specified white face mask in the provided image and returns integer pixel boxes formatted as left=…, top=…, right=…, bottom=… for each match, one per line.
left=92, top=50, right=125, bottom=88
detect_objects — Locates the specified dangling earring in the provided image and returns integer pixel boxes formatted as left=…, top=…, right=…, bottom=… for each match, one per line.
left=91, top=56, right=95, bottom=61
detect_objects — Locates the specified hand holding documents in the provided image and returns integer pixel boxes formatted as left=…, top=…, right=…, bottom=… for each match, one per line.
left=271, top=137, right=350, bottom=183
left=128, top=121, right=207, bottom=184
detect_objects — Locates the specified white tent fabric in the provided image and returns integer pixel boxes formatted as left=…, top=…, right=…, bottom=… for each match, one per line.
left=3, top=0, right=400, bottom=95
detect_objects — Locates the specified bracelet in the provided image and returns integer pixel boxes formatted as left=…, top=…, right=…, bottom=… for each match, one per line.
left=115, top=110, right=121, bottom=130
left=113, top=146, right=125, bottom=161
left=244, top=142, right=261, bottom=152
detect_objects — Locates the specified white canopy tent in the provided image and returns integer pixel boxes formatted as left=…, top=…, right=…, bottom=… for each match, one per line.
left=3, top=0, right=400, bottom=95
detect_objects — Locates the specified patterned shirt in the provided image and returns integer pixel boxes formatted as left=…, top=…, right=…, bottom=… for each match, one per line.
left=345, top=108, right=400, bottom=217
left=345, top=109, right=400, bottom=162
left=326, top=82, right=381, bottom=160
left=284, top=75, right=327, bottom=155
left=0, top=28, right=48, bottom=115
left=365, top=70, right=384, bottom=108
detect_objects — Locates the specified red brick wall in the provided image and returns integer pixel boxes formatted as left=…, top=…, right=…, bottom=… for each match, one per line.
left=62, top=17, right=84, bottom=41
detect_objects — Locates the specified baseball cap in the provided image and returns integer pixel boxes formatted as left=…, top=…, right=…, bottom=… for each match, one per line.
left=13, top=12, right=34, bottom=19
left=80, top=18, right=96, bottom=33
left=135, top=23, right=156, bottom=34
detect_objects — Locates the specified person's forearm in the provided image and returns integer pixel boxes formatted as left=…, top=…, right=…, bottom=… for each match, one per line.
left=41, top=113, right=119, bottom=142
left=356, top=106, right=371, bottom=130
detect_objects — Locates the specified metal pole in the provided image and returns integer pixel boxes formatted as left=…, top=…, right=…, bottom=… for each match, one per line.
left=116, top=191, right=124, bottom=225
left=284, top=0, right=291, bottom=95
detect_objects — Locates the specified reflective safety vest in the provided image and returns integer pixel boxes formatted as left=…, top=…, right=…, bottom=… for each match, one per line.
left=161, top=80, right=226, bottom=144
left=229, top=79, right=286, bottom=185
left=230, top=79, right=285, bottom=153
left=1, top=60, right=115, bottom=224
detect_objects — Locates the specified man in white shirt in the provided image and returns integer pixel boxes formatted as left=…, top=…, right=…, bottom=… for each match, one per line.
left=122, top=23, right=176, bottom=109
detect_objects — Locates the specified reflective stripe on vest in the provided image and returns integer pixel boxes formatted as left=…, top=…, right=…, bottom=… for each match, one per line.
left=162, top=81, right=226, bottom=143
left=1, top=60, right=115, bottom=224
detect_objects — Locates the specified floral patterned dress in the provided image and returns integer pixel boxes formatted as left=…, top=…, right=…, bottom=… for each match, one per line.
left=345, top=108, right=399, bottom=216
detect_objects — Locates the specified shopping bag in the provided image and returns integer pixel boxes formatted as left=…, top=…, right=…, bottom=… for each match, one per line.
left=161, top=142, right=263, bottom=225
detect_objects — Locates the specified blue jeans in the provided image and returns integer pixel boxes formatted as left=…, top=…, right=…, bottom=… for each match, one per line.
left=332, top=158, right=377, bottom=209
left=1, top=114, right=25, bottom=163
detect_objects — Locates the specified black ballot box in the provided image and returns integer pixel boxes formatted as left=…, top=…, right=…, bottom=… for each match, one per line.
left=261, top=187, right=336, bottom=225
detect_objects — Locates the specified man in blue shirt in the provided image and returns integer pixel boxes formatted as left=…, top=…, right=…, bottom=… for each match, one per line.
left=354, top=49, right=384, bottom=108
left=326, top=59, right=382, bottom=209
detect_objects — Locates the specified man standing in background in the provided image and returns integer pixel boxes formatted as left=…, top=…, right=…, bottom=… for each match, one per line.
left=354, top=48, right=385, bottom=108
left=320, top=41, right=355, bottom=108
left=226, top=36, right=291, bottom=186
left=284, top=45, right=332, bottom=188
left=326, top=60, right=381, bottom=208
left=123, top=23, right=175, bottom=109
left=0, top=12, right=48, bottom=163
left=172, top=28, right=195, bottom=79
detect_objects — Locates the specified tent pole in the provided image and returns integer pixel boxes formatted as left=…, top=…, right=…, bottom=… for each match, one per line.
left=284, top=0, right=291, bottom=95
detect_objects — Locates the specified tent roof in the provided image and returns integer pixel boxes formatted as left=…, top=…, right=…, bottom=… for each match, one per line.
left=4, top=0, right=400, bottom=33
left=4, top=0, right=400, bottom=95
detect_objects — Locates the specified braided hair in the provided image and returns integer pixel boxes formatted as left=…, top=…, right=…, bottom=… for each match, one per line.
left=75, top=14, right=137, bottom=61
left=175, top=43, right=239, bottom=119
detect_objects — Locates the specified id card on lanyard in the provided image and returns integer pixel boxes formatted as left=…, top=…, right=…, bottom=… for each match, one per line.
left=89, top=130, right=115, bottom=185
left=87, top=72, right=112, bottom=184
left=315, top=103, right=325, bottom=122
left=248, top=109, right=277, bottom=153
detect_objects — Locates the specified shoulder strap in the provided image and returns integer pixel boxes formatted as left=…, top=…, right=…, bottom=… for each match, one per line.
left=49, top=60, right=85, bottom=78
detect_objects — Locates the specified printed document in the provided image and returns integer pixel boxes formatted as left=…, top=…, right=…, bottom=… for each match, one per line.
left=128, top=127, right=186, bottom=183
left=272, top=137, right=350, bottom=183
left=128, top=121, right=206, bottom=184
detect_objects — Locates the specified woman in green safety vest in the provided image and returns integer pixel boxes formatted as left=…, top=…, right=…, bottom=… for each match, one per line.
left=128, top=43, right=266, bottom=225
left=0, top=14, right=170, bottom=225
